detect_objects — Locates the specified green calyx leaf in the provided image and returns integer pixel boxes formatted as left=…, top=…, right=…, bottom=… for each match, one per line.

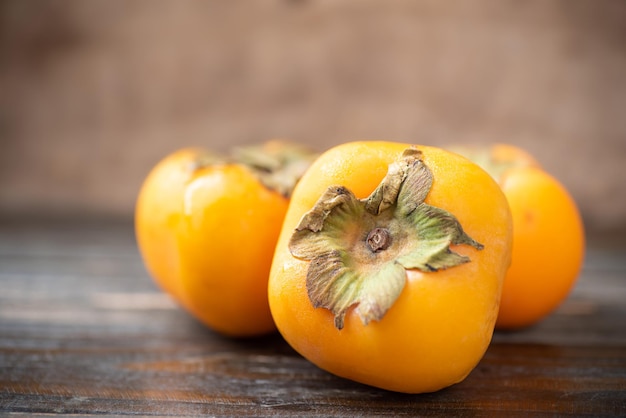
left=188, top=141, right=317, bottom=198
left=233, top=141, right=318, bottom=198
left=288, top=147, right=484, bottom=330
left=187, top=152, right=224, bottom=173
left=447, top=145, right=524, bottom=183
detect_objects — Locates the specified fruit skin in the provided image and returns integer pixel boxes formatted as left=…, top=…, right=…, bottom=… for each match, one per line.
left=268, top=141, right=513, bottom=393
left=487, top=145, right=585, bottom=330
left=135, top=148, right=286, bottom=337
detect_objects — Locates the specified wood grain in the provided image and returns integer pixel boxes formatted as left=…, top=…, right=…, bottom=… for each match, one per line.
left=1, top=218, right=625, bottom=416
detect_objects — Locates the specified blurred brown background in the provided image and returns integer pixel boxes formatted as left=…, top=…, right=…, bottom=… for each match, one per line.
left=1, top=0, right=625, bottom=231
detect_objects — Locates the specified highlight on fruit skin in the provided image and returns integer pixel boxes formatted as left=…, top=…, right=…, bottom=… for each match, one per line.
left=449, top=142, right=585, bottom=330
left=134, top=140, right=318, bottom=337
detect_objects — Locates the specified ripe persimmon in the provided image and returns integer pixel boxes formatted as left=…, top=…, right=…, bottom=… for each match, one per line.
left=453, top=143, right=585, bottom=329
left=135, top=141, right=316, bottom=337
left=268, top=141, right=512, bottom=393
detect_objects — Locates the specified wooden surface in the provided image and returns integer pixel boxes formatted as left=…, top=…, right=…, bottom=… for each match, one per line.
left=1, top=217, right=625, bottom=416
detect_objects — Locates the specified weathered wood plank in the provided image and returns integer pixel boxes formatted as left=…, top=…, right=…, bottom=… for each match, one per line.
left=1, top=218, right=625, bottom=416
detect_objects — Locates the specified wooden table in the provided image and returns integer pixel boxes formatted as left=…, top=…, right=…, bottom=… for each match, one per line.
left=1, top=217, right=625, bottom=416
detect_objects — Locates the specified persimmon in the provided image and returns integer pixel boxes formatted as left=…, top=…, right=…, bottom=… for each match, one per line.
left=135, top=141, right=316, bottom=337
left=268, top=141, right=512, bottom=393
left=452, top=143, right=585, bottom=330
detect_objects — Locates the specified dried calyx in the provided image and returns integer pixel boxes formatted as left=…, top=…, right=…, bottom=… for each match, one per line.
left=448, top=145, right=526, bottom=183
left=289, top=148, right=484, bottom=330
left=188, top=141, right=318, bottom=198
left=232, top=141, right=318, bottom=198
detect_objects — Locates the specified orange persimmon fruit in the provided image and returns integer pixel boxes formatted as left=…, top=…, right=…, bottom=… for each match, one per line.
left=268, top=141, right=513, bottom=393
left=135, top=141, right=316, bottom=337
left=452, top=143, right=585, bottom=330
